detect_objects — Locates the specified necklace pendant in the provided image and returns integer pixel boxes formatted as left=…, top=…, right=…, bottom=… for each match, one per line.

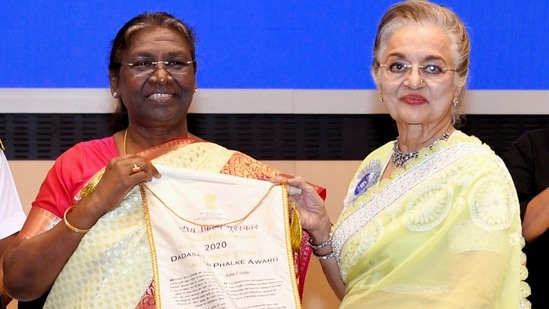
left=391, top=130, right=451, bottom=168
left=391, top=147, right=419, bottom=168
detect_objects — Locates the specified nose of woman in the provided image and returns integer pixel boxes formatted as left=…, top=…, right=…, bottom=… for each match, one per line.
left=404, top=66, right=426, bottom=89
left=149, top=65, right=173, bottom=83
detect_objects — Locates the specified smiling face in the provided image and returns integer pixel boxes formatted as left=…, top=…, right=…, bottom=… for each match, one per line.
left=378, top=23, right=459, bottom=129
left=110, top=26, right=196, bottom=131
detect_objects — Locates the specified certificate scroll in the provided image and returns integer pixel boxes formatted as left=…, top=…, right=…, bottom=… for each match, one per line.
left=142, top=165, right=301, bottom=309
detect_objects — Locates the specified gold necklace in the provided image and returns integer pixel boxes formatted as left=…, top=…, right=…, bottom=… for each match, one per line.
left=123, top=129, right=128, bottom=155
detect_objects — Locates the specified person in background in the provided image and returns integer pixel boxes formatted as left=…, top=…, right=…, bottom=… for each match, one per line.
left=504, top=128, right=549, bottom=307
left=3, top=12, right=324, bottom=308
left=0, top=141, right=26, bottom=309
left=278, top=1, right=530, bottom=308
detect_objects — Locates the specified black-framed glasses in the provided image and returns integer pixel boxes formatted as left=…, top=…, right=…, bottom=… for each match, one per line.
left=379, top=61, right=456, bottom=83
left=122, top=59, right=195, bottom=76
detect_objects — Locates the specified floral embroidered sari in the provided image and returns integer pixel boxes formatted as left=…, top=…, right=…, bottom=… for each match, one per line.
left=332, top=131, right=530, bottom=308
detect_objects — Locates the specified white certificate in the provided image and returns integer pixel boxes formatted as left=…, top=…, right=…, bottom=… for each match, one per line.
left=143, top=165, right=301, bottom=309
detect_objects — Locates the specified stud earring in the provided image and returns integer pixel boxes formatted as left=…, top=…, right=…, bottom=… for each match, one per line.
left=112, top=92, right=118, bottom=98
left=452, top=97, right=459, bottom=107
left=194, top=88, right=198, bottom=93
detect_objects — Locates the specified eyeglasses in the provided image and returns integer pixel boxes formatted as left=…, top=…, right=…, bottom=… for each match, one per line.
left=379, top=61, right=456, bottom=83
left=122, top=59, right=195, bottom=76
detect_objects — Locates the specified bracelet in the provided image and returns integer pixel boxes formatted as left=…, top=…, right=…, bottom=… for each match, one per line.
left=313, top=250, right=336, bottom=260
left=63, top=206, right=90, bottom=234
left=307, top=233, right=332, bottom=250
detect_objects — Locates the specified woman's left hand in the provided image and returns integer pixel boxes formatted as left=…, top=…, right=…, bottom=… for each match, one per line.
left=271, top=176, right=332, bottom=240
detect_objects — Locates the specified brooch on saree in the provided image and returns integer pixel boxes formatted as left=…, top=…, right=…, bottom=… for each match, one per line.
left=344, top=160, right=381, bottom=206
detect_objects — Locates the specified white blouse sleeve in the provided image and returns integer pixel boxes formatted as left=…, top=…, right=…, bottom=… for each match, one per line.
left=0, top=150, right=26, bottom=238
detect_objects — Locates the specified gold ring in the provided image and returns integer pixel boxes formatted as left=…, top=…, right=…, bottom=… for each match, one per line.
left=132, top=163, right=141, bottom=174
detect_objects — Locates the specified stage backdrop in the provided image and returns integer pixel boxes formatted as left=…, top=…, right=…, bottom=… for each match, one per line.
left=0, top=0, right=547, bottom=90
left=1, top=3, right=548, bottom=308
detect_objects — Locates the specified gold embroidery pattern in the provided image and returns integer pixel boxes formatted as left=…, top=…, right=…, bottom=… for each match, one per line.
left=222, top=152, right=277, bottom=179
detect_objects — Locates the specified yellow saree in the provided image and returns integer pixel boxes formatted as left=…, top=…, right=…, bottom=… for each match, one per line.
left=333, top=131, right=530, bottom=308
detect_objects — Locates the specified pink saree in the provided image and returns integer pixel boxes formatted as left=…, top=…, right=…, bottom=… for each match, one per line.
left=20, top=137, right=325, bottom=308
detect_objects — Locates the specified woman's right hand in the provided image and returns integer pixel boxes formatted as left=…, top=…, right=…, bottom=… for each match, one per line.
left=87, top=154, right=161, bottom=215
left=2, top=155, right=162, bottom=301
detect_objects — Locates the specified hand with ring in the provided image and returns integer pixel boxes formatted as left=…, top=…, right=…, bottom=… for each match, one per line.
left=132, top=163, right=141, bottom=174
left=85, top=156, right=161, bottom=214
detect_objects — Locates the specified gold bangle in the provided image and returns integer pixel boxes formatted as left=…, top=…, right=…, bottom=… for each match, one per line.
left=63, top=206, right=90, bottom=234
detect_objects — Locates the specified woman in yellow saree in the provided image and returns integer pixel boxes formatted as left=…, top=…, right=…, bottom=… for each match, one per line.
left=283, top=1, right=530, bottom=308
left=3, top=12, right=323, bottom=308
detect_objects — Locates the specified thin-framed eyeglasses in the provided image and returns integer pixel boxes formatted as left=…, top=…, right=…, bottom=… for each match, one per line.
left=379, top=61, right=456, bottom=83
left=122, top=59, right=195, bottom=76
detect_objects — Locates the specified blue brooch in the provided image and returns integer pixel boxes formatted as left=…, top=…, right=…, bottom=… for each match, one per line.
left=344, top=160, right=381, bottom=206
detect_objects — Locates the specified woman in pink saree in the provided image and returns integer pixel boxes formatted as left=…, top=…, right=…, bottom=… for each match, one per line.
left=3, top=12, right=324, bottom=308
